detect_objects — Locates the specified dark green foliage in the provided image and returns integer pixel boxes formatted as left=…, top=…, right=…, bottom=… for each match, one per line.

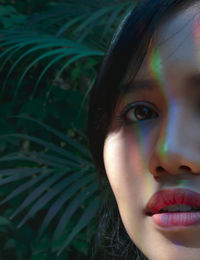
left=0, top=0, right=135, bottom=258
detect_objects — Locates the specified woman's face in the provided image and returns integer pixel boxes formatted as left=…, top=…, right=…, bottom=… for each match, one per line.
left=103, top=3, right=200, bottom=260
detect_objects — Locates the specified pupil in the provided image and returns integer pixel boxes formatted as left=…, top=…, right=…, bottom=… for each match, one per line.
left=135, top=106, right=151, bottom=120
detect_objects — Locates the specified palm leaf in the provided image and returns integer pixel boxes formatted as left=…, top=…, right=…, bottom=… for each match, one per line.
left=14, top=115, right=90, bottom=157
left=56, top=14, right=87, bottom=37
left=0, top=170, right=53, bottom=205
left=11, top=169, right=68, bottom=220
left=0, top=0, right=134, bottom=96
left=0, top=168, right=43, bottom=185
left=0, top=0, right=137, bottom=255
left=0, top=152, right=72, bottom=168
left=0, top=116, right=99, bottom=256
left=0, top=134, right=91, bottom=165
left=38, top=181, right=98, bottom=238
left=57, top=196, right=100, bottom=256
left=18, top=173, right=95, bottom=228
left=52, top=181, right=98, bottom=241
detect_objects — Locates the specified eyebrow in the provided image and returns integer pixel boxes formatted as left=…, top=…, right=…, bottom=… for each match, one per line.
left=123, top=73, right=200, bottom=95
left=123, top=79, right=157, bottom=95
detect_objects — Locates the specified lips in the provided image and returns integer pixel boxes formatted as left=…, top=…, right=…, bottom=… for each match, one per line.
left=145, top=188, right=200, bottom=216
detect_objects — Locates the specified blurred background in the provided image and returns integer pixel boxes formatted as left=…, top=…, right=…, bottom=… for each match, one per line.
left=0, top=0, right=135, bottom=259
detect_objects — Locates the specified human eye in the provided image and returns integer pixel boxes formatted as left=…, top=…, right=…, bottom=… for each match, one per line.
left=119, top=102, right=159, bottom=125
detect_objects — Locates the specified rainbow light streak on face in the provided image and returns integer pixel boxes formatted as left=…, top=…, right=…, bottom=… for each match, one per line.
left=177, top=179, right=187, bottom=186
left=150, top=44, right=163, bottom=87
left=133, top=124, right=149, bottom=176
left=136, top=124, right=158, bottom=193
left=127, top=125, right=152, bottom=244
left=149, top=44, right=169, bottom=160
left=194, top=15, right=200, bottom=69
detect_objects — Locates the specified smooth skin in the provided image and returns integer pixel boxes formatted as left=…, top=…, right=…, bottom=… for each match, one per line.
left=103, top=3, right=200, bottom=260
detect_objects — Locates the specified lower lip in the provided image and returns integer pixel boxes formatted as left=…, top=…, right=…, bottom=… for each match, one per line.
left=152, top=212, right=200, bottom=228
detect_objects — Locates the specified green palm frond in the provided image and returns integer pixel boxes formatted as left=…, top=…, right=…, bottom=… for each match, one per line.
left=0, top=1, right=138, bottom=257
left=0, top=117, right=99, bottom=255
left=0, top=32, right=103, bottom=97
left=27, top=0, right=134, bottom=40
left=57, top=195, right=100, bottom=256
left=0, top=0, right=134, bottom=97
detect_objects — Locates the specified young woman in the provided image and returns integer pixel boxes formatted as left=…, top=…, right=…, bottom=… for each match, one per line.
left=88, top=0, right=200, bottom=259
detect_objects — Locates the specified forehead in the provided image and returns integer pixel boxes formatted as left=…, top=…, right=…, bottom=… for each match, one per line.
left=135, top=2, right=200, bottom=82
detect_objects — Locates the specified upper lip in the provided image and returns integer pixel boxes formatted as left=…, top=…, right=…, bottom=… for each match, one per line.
left=145, top=188, right=200, bottom=216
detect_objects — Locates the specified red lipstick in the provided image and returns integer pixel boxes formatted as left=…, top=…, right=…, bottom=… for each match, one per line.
left=145, top=188, right=200, bottom=228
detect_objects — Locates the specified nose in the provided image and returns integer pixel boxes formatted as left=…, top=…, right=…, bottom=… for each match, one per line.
left=149, top=107, right=200, bottom=176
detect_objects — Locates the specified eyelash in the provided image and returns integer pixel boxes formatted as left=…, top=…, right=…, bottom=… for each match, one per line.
left=118, top=102, right=159, bottom=125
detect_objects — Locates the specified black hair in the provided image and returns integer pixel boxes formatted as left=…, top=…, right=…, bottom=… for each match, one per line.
left=87, top=0, right=198, bottom=259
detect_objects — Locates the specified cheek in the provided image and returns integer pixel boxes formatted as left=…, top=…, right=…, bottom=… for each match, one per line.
left=103, top=129, right=149, bottom=198
left=103, top=124, right=159, bottom=205
left=103, top=130, right=152, bottom=244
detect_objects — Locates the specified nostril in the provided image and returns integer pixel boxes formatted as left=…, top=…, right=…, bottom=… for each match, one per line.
left=179, top=165, right=191, bottom=172
left=156, top=166, right=165, bottom=173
